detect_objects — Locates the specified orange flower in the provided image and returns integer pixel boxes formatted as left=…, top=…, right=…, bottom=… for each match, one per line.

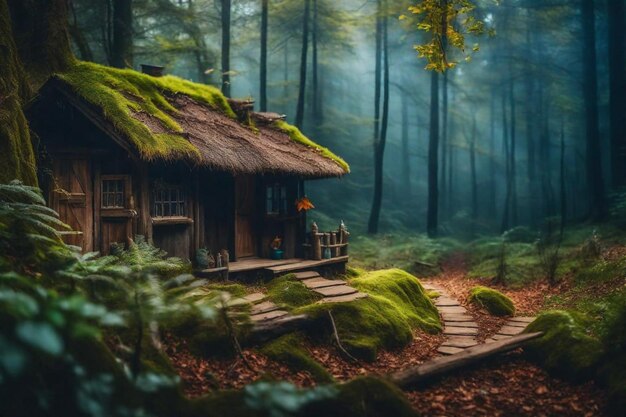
left=295, top=196, right=315, bottom=212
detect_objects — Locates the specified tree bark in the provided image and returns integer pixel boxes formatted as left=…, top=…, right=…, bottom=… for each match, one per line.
left=111, top=0, right=133, bottom=68
left=581, top=0, right=607, bottom=219
left=440, top=70, right=449, bottom=219
left=295, top=0, right=310, bottom=128
left=2, top=0, right=74, bottom=185
left=311, top=0, right=321, bottom=122
left=608, top=0, right=626, bottom=187
left=401, top=90, right=411, bottom=198
left=488, top=90, right=497, bottom=219
left=221, top=0, right=231, bottom=97
left=368, top=0, right=389, bottom=234
left=560, top=120, right=566, bottom=236
left=427, top=70, right=439, bottom=238
left=260, top=0, right=268, bottom=111
left=509, top=77, right=518, bottom=226
left=500, top=88, right=511, bottom=233
left=470, top=115, right=477, bottom=220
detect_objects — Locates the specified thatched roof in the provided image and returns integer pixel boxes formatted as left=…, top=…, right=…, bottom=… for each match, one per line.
left=34, top=62, right=348, bottom=178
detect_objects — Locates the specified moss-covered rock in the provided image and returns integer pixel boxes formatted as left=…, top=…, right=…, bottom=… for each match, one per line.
left=297, top=269, right=441, bottom=361
left=260, top=334, right=333, bottom=383
left=598, top=298, right=626, bottom=415
left=267, top=274, right=323, bottom=309
left=468, top=286, right=515, bottom=316
left=524, top=311, right=603, bottom=381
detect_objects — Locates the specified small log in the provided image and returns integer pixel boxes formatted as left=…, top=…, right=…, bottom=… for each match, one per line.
left=246, top=314, right=311, bottom=344
left=389, top=332, right=543, bottom=388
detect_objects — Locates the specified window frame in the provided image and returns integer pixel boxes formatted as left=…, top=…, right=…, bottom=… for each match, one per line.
left=151, top=181, right=188, bottom=219
left=100, top=175, right=131, bottom=209
left=265, top=182, right=288, bottom=216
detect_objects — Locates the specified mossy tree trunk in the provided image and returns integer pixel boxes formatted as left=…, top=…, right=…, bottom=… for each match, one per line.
left=1, top=0, right=74, bottom=185
left=111, top=0, right=133, bottom=68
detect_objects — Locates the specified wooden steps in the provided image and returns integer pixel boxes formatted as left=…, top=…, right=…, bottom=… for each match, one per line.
left=289, top=271, right=368, bottom=304
left=265, top=256, right=349, bottom=276
left=486, top=317, right=537, bottom=343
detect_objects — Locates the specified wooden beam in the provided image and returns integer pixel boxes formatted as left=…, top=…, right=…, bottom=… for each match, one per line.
left=389, top=332, right=544, bottom=389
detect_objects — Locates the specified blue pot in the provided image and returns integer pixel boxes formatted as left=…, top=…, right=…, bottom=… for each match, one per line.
left=270, top=249, right=284, bottom=260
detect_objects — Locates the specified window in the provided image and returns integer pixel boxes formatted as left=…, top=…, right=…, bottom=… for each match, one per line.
left=266, top=183, right=287, bottom=215
left=102, top=179, right=125, bottom=208
left=153, top=184, right=186, bottom=217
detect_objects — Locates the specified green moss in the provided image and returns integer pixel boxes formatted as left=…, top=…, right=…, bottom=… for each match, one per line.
left=273, top=120, right=350, bottom=173
left=57, top=61, right=235, bottom=162
left=468, top=286, right=515, bottom=316
left=524, top=311, right=603, bottom=381
left=297, top=269, right=441, bottom=361
left=0, top=1, right=37, bottom=186
left=261, top=334, right=333, bottom=383
left=205, top=283, right=248, bottom=298
left=302, top=376, right=418, bottom=417
left=267, top=274, right=322, bottom=309
left=597, top=296, right=626, bottom=415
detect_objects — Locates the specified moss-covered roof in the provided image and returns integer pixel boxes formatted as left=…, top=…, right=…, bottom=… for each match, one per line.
left=39, top=61, right=349, bottom=177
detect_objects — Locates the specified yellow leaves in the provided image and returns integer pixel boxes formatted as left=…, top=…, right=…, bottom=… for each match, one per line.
left=295, top=196, right=315, bottom=212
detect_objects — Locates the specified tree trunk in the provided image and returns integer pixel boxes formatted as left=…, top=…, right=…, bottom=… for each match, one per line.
left=509, top=77, right=518, bottom=226
left=489, top=90, right=497, bottom=219
left=401, top=90, right=411, bottom=198
left=221, top=0, right=231, bottom=97
left=500, top=88, right=511, bottom=233
left=470, top=115, right=478, bottom=220
left=368, top=0, right=389, bottom=234
left=440, top=70, right=449, bottom=219
left=260, top=0, right=268, bottom=111
left=581, top=0, right=607, bottom=219
left=608, top=0, right=626, bottom=187
left=7, top=0, right=74, bottom=87
left=295, top=0, right=310, bottom=128
left=311, top=0, right=321, bottom=122
left=427, top=70, right=439, bottom=238
left=111, top=0, right=133, bottom=68
left=0, top=0, right=37, bottom=185
left=560, top=119, right=566, bottom=236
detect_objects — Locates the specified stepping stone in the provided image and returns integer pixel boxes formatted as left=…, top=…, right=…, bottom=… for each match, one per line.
left=251, top=301, right=280, bottom=315
left=438, top=346, right=466, bottom=355
left=242, top=293, right=265, bottom=304
left=509, top=316, right=536, bottom=323
left=438, top=306, right=468, bottom=315
left=498, top=326, right=523, bottom=336
left=313, top=285, right=357, bottom=297
left=491, top=334, right=512, bottom=340
left=294, top=271, right=320, bottom=280
left=302, top=278, right=346, bottom=289
left=441, top=314, right=474, bottom=322
left=318, top=292, right=368, bottom=304
left=505, top=321, right=529, bottom=329
left=251, top=310, right=289, bottom=322
left=445, top=321, right=478, bottom=328
left=435, top=297, right=460, bottom=307
left=442, top=337, right=479, bottom=348
left=444, top=326, right=478, bottom=336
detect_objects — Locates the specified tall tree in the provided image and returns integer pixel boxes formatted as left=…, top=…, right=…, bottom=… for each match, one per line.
left=581, top=0, right=606, bottom=219
left=294, top=0, right=310, bottom=128
left=111, top=0, right=133, bottom=68
left=368, top=0, right=390, bottom=234
left=259, top=0, right=268, bottom=111
left=1, top=0, right=74, bottom=184
left=311, top=0, right=321, bottom=122
left=221, top=0, right=231, bottom=97
left=427, top=69, right=440, bottom=237
left=608, top=0, right=626, bottom=187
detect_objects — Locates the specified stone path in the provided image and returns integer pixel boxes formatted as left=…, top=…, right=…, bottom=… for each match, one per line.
left=421, top=281, right=535, bottom=356
left=234, top=271, right=367, bottom=327
left=293, top=271, right=368, bottom=303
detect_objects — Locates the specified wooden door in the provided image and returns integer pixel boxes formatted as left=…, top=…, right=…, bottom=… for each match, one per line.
left=235, top=176, right=257, bottom=258
left=50, top=158, right=94, bottom=252
left=98, top=175, right=134, bottom=255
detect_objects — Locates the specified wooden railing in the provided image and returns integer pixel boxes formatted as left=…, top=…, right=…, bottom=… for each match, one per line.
left=303, top=221, right=350, bottom=261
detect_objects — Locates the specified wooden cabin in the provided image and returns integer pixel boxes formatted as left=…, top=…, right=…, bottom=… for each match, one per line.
left=26, top=62, right=350, bottom=279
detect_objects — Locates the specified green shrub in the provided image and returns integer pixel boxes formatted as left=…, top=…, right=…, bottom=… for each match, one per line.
left=524, top=311, right=603, bottom=381
left=297, top=269, right=441, bottom=361
left=503, top=226, right=537, bottom=243
left=468, top=286, right=515, bottom=316
left=261, top=334, right=333, bottom=383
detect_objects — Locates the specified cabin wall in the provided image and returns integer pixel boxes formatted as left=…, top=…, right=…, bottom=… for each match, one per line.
left=201, top=172, right=235, bottom=260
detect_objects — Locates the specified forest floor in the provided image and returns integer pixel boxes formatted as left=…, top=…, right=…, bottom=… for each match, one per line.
left=164, top=252, right=610, bottom=416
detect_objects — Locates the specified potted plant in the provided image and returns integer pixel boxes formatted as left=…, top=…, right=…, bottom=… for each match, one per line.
left=270, top=236, right=284, bottom=260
